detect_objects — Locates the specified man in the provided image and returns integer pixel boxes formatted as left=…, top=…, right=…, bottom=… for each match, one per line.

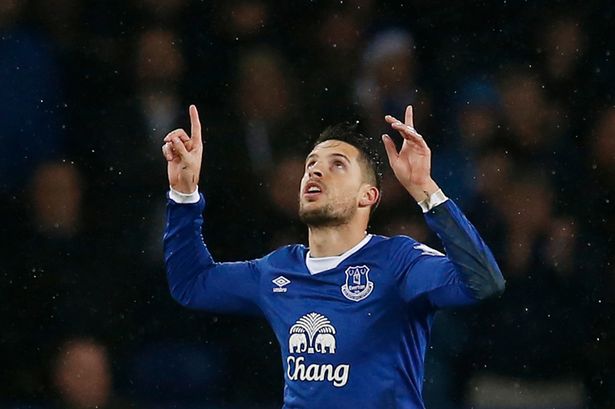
left=161, top=104, right=505, bottom=408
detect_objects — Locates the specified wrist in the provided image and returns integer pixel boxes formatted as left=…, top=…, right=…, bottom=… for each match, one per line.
left=169, top=186, right=200, bottom=204
left=171, top=185, right=197, bottom=194
left=417, top=189, right=448, bottom=213
left=406, top=178, right=440, bottom=202
left=170, top=177, right=198, bottom=194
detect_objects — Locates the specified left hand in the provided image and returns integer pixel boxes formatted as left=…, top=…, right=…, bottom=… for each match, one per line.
left=382, top=105, right=439, bottom=202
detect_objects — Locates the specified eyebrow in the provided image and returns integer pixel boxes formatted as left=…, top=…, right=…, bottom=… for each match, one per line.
left=305, top=152, right=351, bottom=163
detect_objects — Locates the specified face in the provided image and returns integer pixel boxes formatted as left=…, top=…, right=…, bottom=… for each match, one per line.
left=298, top=140, right=374, bottom=227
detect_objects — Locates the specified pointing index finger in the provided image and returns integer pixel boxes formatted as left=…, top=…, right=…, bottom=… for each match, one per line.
left=189, top=105, right=202, bottom=145
left=404, top=105, right=414, bottom=128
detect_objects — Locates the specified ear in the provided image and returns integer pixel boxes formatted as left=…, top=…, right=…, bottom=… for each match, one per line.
left=359, top=185, right=379, bottom=209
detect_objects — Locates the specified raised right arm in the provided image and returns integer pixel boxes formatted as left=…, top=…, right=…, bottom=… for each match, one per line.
left=164, top=192, right=262, bottom=314
left=162, top=106, right=262, bottom=315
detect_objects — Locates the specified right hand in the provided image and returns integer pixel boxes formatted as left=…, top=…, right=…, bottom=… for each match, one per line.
left=162, top=105, right=203, bottom=194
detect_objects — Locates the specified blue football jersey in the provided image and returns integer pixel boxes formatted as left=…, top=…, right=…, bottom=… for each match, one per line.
left=164, top=195, right=504, bottom=408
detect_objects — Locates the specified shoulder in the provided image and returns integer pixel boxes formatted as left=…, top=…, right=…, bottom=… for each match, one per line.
left=257, top=243, right=306, bottom=268
left=369, top=234, right=418, bottom=251
left=369, top=234, right=445, bottom=260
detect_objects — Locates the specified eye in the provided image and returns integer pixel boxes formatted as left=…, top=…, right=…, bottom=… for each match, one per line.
left=334, top=160, right=345, bottom=168
left=306, top=160, right=316, bottom=168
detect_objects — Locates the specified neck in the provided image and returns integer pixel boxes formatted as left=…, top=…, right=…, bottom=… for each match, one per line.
left=307, top=221, right=368, bottom=257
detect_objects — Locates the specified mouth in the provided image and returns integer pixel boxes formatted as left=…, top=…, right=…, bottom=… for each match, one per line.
left=303, top=181, right=324, bottom=200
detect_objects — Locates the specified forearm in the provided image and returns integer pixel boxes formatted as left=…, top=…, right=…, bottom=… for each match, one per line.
left=423, top=199, right=505, bottom=300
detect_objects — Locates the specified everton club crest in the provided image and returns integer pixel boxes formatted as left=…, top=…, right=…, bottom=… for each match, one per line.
left=341, top=265, right=374, bottom=302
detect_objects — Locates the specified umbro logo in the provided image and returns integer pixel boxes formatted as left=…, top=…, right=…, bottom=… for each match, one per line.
left=272, top=276, right=291, bottom=293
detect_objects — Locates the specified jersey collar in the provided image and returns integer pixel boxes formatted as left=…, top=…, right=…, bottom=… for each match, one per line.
left=305, top=234, right=373, bottom=275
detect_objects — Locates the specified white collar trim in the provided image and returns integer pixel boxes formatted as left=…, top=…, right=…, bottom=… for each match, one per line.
left=305, top=234, right=373, bottom=275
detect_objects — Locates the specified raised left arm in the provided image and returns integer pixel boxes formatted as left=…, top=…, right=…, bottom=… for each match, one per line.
left=383, top=105, right=505, bottom=304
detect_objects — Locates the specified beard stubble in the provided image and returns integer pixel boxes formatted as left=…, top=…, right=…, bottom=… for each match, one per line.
left=298, top=195, right=357, bottom=227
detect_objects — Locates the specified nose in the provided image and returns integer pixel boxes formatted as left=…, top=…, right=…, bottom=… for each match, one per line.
left=309, top=165, right=323, bottom=178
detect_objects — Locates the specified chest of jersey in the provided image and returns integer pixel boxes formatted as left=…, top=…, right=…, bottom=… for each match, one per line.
left=259, top=258, right=405, bottom=389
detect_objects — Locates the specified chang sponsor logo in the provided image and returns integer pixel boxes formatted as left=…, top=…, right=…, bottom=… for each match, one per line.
left=287, top=356, right=349, bottom=387
left=287, top=312, right=350, bottom=387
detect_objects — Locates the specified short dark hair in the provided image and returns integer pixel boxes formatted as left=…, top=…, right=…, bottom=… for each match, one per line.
left=313, top=122, right=383, bottom=211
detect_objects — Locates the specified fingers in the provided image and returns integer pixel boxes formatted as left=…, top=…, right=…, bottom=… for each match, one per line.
left=404, top=105, right=414, bottom=128
left=389, top=119, right=422, bottom=141
left=164, top=128, right=190, bottom=143
left=385, top=110, right=429, bottom=151
left=384, top=105, right=414, bottom=126
left=402, top=127, right=429, bottom=151
left=162, top=105, right=202, bottom=162
left=391, top=121, right=422, bottom=140
left=170, top=136, right=189, bottom=158
left=162, top=143, right=174, bottom=161
left=189, top=105, right=202, bottom=146
left=385, top=114, right=419, bottom=136
left=381, top=134, right=398, bottom=164
left=394, top=126, right=429, bottom=152
left=163, top=105, right=201, bottom=145
left=384, top=114, right=399, bottom=125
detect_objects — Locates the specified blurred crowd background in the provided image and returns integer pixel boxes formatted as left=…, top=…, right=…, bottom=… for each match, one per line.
left=1, top=0, right=614, bottom=408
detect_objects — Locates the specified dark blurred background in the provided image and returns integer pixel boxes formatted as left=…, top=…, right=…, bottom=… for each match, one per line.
left=1, top=0, right=614, bottom=408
